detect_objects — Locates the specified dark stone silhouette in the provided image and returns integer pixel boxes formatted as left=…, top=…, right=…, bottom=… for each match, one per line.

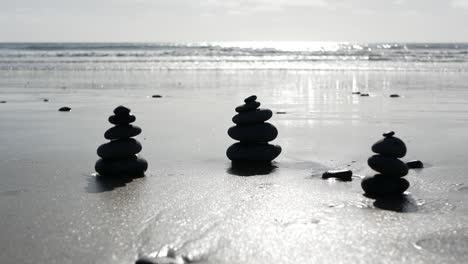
left=0, top=100, right=6, bottom=103
left=360, top=93, right=370, bottom=97
left=362, top=131, right=410, bottom=197
left=390, top=94, right=400, bottom=98
left=95, top=106, right=148, bottom=178
left=152, top=94, right=162, bottom=98
left=58, top=106, right=71, bottom=112
left=322, top=169, right=352, bottom=181
left=226, top=96, right=281, bottom=165
left=407, top=160, right=424, bottom=169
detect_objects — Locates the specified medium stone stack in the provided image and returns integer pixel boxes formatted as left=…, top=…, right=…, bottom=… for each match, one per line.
left=226, top=95, right=282, bottom=163
left=362, top=131, right=409, bottom=196
left=95, top=106, right=148, bottom=177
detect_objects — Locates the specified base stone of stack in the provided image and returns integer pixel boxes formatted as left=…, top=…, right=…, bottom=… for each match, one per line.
left=361, top=175, right=409, bottom=196
left=95, top=156, right=148, bottom=177
left=226, top=142, right=282, bottom=162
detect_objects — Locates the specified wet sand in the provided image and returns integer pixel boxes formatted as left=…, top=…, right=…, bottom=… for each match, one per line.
left=1, top=70, right=468, bottom=263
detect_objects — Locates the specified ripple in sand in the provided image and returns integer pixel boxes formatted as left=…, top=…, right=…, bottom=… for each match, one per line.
left=414, top=230, right=468, bottom=257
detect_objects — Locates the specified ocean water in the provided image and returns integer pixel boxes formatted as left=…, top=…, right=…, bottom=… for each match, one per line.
left=0, top=42, right=468, bottom=72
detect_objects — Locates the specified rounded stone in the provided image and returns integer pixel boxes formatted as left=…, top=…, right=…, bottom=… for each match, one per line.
left=109, top=114, right=136, bottom=125
left=228, top=123, right=278, bottom=142
left=390, top=94, right=400, bottom=98
left=226, top=142, right=282, bottom=162
left=95, top=156, right=148, bottom=177
left=104, top=125, right=141, bottom=140
left=361, top=175, right=410, bottom=196
left=235, top=101, right=260, bottom=113
left=407, top=160, right=424, bottom=169
left=114, top=105, right=130, bottom=115
left=244, top=95, right=257, bottom=103
left=232, top=109, right=272, bottom=125
left=372, top=135, right=407, bottom=158
left=97, top=138, right=142, bottom=159
left=58, top=106, right=71, bottom=112
left=361, top=93, right=370, bottom=97
left=152, top=95, right=162, bottom=98
left=368, top=155, right=408, bottom=177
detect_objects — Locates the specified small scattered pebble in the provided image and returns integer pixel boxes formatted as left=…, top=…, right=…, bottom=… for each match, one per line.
left=276, top=111, right=287, bottom=114
left=0, top=100, right=6, bottom=103
left=352, top=92, right=361, bottom=95
left=360, top=93, right=370, bottom=97
left=322, top=169, right=353, bottom=181
left=58, top=106, right=71, bottom=112
left=43, top=98, right=49, bottom=102
left=390, top=94, right=400, bottom=98
left=406, top=160, right=424, bottom=169
left=152, top=94, right=163, bottom=98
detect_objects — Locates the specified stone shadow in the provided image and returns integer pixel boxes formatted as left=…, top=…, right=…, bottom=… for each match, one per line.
left=227, top=161, right=278, bottom=177
left=365, top=194, right=418, bottom=213
left=85, top=173, right=144, bottom=193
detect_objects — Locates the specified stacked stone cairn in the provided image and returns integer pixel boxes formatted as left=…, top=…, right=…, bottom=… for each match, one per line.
left=95, top=106, right=148, bottom=177
left=226, top=95, right=282, bottom=163
left=362, top=131, right=410, bottom=196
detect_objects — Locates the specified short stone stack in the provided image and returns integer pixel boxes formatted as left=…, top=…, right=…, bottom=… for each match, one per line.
left=226, top=95, right=282, bottom=163
left=95, top=106, right=148, bottom=177
left=362, top=131, right=410, bottom=196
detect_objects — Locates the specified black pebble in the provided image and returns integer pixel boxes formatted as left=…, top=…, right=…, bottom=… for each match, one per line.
left=109, top=114, right=136, bottom=125
left=322, top=170, right=352, bottom=181
left=406, top=160, right=423, bottom=169
left=114, top=105, right=130, bottom=115
left=43, top=99, right=49, bottom=102
left=152, top=95, right=162, bottom=98
left=361, top=93, right=370, bottom=97
left=352, top=92, right=361, bottom=95
left=235, top=101, right=261, bottom=113
left=58, top=106, right=71, bottom=112
left=390, top=94, right=400, bottom=98
left=276, top=111, right=287, bottom=114
left=244, top=95, right=257, bottom=103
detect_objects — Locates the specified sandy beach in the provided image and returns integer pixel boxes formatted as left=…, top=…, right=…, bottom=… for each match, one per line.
left=1, top=67, right=468, bottom=263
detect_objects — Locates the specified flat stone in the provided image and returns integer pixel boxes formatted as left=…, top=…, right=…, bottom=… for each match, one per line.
left=232, top=109, right=272, bottom=125
left=43, top=99, right=49, bottom=102
left=228, top=123, right=278, bottom=142
left=361, top=93, right=370, bottom=97
left=361, top=175, right=410, bottom=196
left=235, top=101, right=260, bottom=113
left=104, top=125, right=141, bottom=140
left=95, top=156, right=148, bottom=177
left=322, top=170, right=352, bottom=181
left=97, top=138, right=142, bottom=159
left=109, top=114, right=136, bottom=125
left=407, top=160, right=424, bottom=169
left=152, top=95, right=162, bottom=98
left=390, top=94, right=400, bottom=98
left=368, top=155, right=408, bottom=177
left=114, top=106, right=131, bottom=115
left=244, top=95, right=257, bottom=103
left=226, top=142, right=281, bottom=162
left=352, top=92, right=361, bottom=95
left=372, top=135, right=407, bottom=158
left=58, top=106, right=71, bottom=112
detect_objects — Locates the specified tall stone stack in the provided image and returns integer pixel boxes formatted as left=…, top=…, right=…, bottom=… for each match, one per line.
left=362, top=131, right=410, bottom=196
left=226, top=95, right=282, bottom=163
left=95, top=106, right=148, bottom=177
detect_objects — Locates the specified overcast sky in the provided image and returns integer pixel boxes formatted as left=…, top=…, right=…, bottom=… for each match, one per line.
left=1, top=0, right=468, bottom=42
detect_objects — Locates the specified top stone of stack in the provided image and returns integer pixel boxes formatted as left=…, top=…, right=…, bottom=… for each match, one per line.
left=371, top=131, right=407, bottom=158
left=108, top=106, right=136, bottom=125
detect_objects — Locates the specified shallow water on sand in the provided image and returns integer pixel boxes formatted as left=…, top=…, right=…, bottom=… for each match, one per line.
left=1, top=69, right=468, bottom=263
